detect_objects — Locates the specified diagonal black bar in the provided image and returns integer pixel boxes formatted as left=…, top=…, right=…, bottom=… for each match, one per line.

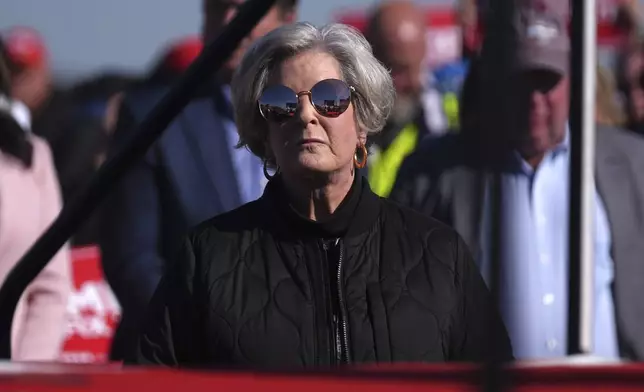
left=0, top=0, right=278, bottom=359
left=477, top=0, right=516, bottom=391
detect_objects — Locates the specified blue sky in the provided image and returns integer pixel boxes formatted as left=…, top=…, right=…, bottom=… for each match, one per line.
left=0, top=0, right=451, bottom=81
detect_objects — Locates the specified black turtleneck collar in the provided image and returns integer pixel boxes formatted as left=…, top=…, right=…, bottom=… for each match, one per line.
left=262, top=173, right=381, bottom=239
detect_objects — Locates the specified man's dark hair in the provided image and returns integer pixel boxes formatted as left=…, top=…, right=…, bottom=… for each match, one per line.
left=277, top=0, right=297, bottom=8
left=206, top=0, right=297, bottom=13
left=69, top=73, right=139, bottom=102
left=276, top=0, right=298, bottom=18
left=0, top=41, right=33, bottom=168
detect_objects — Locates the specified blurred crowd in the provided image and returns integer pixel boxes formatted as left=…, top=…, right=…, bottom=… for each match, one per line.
left=2, top=0, right=644, bottom=363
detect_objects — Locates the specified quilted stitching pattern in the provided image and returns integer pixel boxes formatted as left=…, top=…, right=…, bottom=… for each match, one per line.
left=193, top=199, right=466, bottom=366
left=343, top=211, right=461, bottom=363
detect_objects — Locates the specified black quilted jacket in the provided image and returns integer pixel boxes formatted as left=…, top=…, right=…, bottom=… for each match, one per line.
left=132, top=175, right=512, bottom=368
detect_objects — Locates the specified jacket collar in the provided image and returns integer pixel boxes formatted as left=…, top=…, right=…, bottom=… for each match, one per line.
left=262, top=173, right=381, bottom=240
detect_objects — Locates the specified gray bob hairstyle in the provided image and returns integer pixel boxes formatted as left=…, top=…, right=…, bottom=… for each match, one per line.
left=231, top=22, right=395, bottom=165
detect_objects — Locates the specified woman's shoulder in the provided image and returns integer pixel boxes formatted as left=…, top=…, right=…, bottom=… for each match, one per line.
left=379, top=198, right=464, bottom=252
left=179, top=200, right=269, bottom=276
left=380, top=198, right=450, bottom=230
left=187, top=199, right=266, bottom=247
left=378, top=199, right=473, bottom=282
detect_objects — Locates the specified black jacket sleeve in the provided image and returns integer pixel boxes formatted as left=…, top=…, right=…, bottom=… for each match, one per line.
left=128, top=236, right=206, bottom=367
left=449, top=232, right=514, bottom=361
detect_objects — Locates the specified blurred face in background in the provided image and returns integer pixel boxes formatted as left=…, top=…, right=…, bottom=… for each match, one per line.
left=9, top=63, right=51, bottom=112
left=104, top=92, right=124, bottom=136
left=381, top=27, right=426, bottom=124
left=622, top=49, right=644, bottom=124
left=368, top=2, right=427, bottom=125
left=513, top=69, right=569, bottom=164
left=202, top=0, right=296, bottom=83
left=3, top=27, right=52, bottom=112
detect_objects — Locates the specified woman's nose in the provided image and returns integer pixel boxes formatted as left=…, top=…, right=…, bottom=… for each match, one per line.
left=296, top=95, right=320, bottom=126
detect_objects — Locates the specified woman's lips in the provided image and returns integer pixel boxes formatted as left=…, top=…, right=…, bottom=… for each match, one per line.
left=298, top=138, right=325, bottom=145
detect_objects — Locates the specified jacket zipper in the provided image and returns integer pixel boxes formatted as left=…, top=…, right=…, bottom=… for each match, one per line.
left=321, top=241, right=339, bottom=365
left=321, top=239, right=351, bottom=365
left=336, top=240, right=351, bottom=364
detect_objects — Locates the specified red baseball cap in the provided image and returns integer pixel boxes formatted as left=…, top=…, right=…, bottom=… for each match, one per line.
left=2, top=26, right=47, bottom=69
left=163, top=36, right=203, bottom=73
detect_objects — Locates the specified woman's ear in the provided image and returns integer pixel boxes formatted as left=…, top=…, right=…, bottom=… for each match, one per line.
left=358, top=130, right=368, bottom=146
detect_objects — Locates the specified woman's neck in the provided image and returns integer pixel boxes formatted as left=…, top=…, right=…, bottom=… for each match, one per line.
left=282, top=169, right=355, bottom=221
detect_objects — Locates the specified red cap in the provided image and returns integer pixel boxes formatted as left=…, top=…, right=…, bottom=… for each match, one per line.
left=2, top=26, right=47, bottom=69
left=163, top=36, right=203, bottom=73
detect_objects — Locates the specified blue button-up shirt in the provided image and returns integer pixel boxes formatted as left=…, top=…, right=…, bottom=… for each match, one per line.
left=478, top=132, right=619, bottom=359
left=221, top=85, right=266, bottom=204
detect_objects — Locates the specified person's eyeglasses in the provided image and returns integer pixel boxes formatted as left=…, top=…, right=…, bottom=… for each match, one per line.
left=258, top=78, right=355, bottom=123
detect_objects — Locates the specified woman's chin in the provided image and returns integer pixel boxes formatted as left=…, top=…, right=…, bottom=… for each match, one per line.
left=290, top=153, right=337, bottom=174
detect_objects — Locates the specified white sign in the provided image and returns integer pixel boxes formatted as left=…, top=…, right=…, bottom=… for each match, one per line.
left=425, top=27, right=461, bottom=68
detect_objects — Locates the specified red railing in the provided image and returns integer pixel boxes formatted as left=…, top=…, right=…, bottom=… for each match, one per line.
left=1, top=363, right=644, bottom=391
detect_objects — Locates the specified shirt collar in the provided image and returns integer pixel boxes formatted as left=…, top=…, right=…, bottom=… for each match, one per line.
left=508, top=124, right=570, bottom=174
left=555, top=124, right=570, bottom=153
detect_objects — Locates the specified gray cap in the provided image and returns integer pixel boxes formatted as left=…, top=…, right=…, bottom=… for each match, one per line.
left=515, top=0, right=570, bottom=75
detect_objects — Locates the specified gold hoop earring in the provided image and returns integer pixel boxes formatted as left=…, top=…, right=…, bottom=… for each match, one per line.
left=263, top=160, right=279, bottom=180
left=353, top=144, right=368, bottom=169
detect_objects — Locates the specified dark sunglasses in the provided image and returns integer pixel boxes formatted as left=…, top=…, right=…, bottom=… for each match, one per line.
left=258, top=78, right=355, bottom=123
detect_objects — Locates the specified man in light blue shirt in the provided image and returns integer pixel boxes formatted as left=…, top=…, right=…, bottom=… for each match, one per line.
left=392, top=0, right=644, bottom=361
left=475, top=0, right=619, bottom=359
left=478, top=129, right=618, bottom=359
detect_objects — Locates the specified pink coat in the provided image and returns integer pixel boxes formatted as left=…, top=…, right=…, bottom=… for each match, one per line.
left=0, top=136, right=71, bottom=361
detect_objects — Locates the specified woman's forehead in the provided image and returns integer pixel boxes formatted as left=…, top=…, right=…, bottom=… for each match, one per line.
left=267, top=51, right=342, bottom=89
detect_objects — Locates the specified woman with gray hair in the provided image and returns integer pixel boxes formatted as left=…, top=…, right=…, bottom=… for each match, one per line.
left=133, top=22, right=511, bottom=367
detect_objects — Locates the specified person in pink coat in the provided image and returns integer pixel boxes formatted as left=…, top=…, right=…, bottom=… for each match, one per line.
left=0, top=49, right=71, bottom=360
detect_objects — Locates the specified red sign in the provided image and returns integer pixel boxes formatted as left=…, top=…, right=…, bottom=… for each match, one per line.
left=336, top=2, right=629, bottom=53
left=60, top=246, right=120, bottom=364
left=597, top=0, right=626, bottom=46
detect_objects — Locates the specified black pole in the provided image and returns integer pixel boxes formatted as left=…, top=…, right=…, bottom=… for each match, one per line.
left=478, top=0, right=516, bottom=391
left=0, top=0, right=278, bottom=359
left=567, top=0, right=587, bottom=356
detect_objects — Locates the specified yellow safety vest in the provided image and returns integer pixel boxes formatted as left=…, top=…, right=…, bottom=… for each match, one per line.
left=442, top=92, right=460, bottom=131
left=368, top=123, right=419, bottom=198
